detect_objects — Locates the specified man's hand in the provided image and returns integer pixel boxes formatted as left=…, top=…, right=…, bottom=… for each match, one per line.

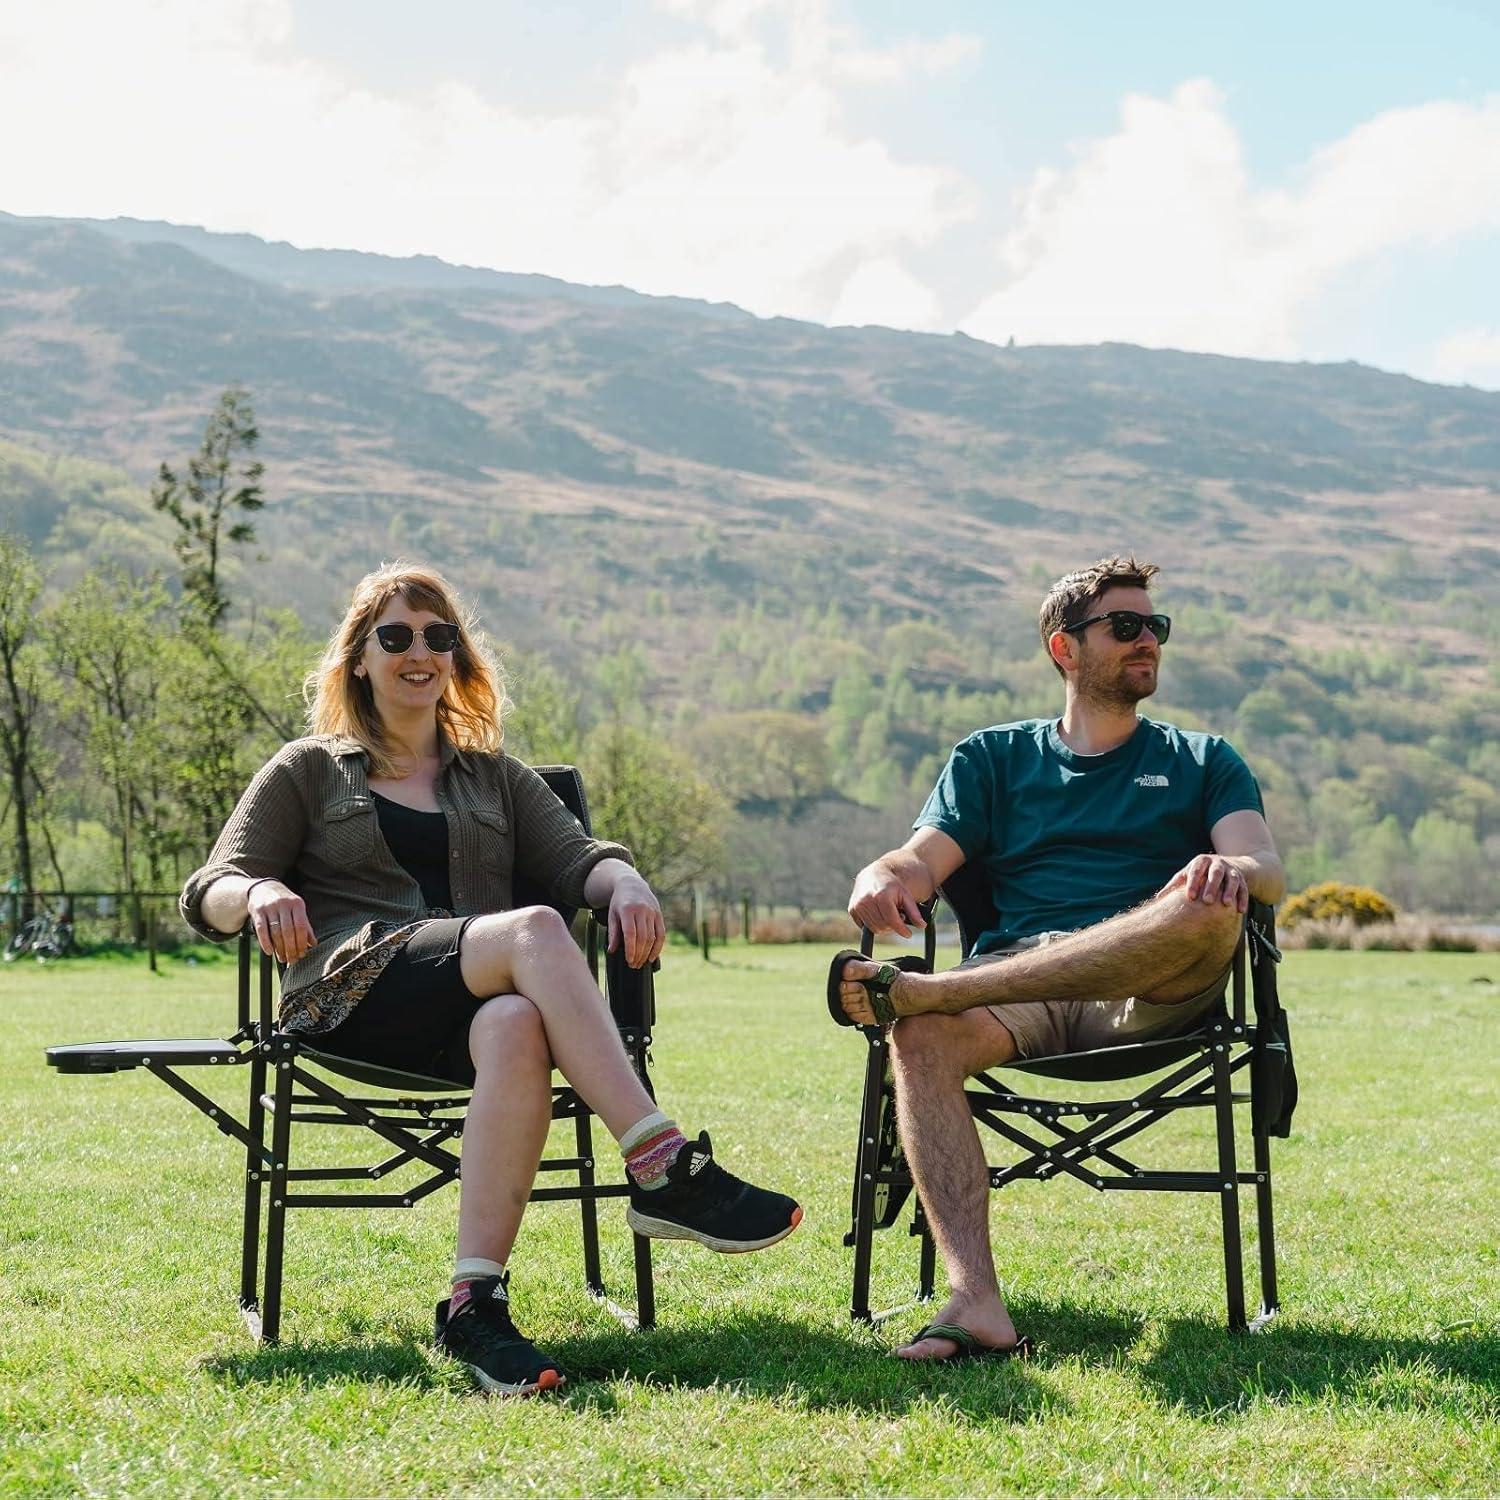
left=247, top=880, right=316, bottom=965
left=607, top=873, right=666, bottom=968
left=1161, top=854, right=1250, bottom=914
left=848, top=860, right=928, bottom=937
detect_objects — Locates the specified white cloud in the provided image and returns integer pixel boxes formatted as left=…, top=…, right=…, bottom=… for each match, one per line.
left=961, top=81, right=1500, bottom=360
left=1421, top=328, right=1500, bottom=390
left=0, top=0, right=967, bottom=324
left=828, top=257, right=945, bottom=331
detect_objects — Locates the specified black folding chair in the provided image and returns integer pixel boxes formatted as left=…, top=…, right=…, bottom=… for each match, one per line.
left=47, top=766, right=658, bottom=1344
left=843, top=863, right=1296, bottom=1333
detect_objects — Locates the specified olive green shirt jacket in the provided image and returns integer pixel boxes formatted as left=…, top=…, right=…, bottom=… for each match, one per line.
left=180, top=734, right=632, bottom=997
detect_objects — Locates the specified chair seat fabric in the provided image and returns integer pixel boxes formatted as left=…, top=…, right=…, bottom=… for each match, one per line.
left=1004, top=1013, right=1226, bottom=1081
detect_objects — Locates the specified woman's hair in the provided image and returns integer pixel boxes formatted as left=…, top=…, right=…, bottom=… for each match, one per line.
left=305, top=561, right=511, bottom=775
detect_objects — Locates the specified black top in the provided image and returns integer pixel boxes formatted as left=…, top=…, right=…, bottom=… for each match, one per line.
left=372, top=793, right=453, bottom=911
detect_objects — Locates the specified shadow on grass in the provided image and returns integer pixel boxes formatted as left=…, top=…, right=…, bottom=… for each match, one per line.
left=200, top=1301, right=1497, bottom=1423
left=547, top=1310, right=1063, bottom=1422
left=1137, top=1313, right=1500, bottom=1418
left=204, top=1336, right=447, bottom=1392
left=202, top=1310, right=1060, bottom=1421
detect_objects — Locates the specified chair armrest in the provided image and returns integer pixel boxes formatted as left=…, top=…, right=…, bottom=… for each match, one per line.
left=590, top=909, right=657, bottom=1033
left=858, top=903, right=939, bottom=970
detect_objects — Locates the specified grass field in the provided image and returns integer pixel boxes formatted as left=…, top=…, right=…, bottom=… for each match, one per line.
left=2, top=943, right=1497, bottom=1496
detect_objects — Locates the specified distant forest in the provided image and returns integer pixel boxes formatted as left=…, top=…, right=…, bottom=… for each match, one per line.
left=1, top=213, right=1496, bottom=924
left=2, top=429, right=1496, bottom=923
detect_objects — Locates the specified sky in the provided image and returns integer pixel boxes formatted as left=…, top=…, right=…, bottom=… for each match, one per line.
left=2, top=0, right=1498, bottom=387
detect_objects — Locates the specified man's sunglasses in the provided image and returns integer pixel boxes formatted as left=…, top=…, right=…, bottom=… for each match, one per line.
left=1065, top=611, right=1172, bottom=644
left=369, top=622, right=461, bottom=654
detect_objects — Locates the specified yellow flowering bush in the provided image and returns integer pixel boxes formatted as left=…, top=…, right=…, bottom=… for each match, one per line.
left=1282, top=881, right=1397, bottom=928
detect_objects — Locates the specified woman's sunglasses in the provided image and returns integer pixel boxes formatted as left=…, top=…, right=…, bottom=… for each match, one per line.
left=1065, top=611, right=1172, bottom=644
left=369, top=622, right=461, bottom=654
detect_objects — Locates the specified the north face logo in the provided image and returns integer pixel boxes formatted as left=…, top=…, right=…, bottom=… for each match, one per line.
left=1135, top=774, right=1169, bottom=788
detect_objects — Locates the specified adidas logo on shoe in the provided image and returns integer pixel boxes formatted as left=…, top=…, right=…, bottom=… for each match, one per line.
left=688, top=1150, right=710, bottom=1176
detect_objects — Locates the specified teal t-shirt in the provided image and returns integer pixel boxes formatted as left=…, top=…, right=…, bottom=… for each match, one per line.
left=915, top=716, right=1263, bottom=954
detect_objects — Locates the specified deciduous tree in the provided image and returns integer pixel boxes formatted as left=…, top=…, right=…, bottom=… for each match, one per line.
left=151, top=386, right=264, bottom=627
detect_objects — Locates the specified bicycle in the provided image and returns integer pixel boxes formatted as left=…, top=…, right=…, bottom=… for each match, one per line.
left=4, top=904, right=75, bottom=962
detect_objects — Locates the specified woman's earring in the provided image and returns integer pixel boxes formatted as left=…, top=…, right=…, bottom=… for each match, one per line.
left=354, top=666, right=366, bottom=679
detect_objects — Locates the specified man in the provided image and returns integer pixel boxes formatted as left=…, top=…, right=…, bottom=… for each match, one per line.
left=834, top=556, right=1284, bottom=1362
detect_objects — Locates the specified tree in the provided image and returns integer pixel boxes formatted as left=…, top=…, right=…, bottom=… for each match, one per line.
left=0, top=535, right=49, bottom=914
left=687, top=710, right=830, bottom=812
left=1409, top=813, right=1491, bottom=914
left=49, top=567, right=176, bottom=898
left=581, top=723, right=727, bottom=903
left=163, top=609, right=314, bottom=853
left=505, top=655, right=585, bottom=765
left=151, top=386, right=264, bottom=627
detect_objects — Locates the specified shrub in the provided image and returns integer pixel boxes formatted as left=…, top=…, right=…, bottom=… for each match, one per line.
left=1279, top=917, right=1494, bottom=952
left=1282, top=881, right=1397, bottom=928
left=749, top=915, right=860, bottom=944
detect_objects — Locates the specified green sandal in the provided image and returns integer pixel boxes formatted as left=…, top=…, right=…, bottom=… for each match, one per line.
left=826, top=950, right=927, bottom=1027
left=899, top=1322, right=1034, bottom=1362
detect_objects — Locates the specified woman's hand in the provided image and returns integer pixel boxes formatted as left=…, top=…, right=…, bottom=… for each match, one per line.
left=608, top=873, right=666, bottom=969
left=247, top=879, right=317, bottom=965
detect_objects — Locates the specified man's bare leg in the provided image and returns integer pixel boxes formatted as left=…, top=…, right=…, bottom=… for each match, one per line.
left=839, top=885, right=1242, bottom=1026
left=887, top=1006, right=1025, bottom=1360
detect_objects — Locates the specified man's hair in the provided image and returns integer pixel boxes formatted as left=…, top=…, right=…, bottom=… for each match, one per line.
left=1038, top=555, right=1161, bottom=676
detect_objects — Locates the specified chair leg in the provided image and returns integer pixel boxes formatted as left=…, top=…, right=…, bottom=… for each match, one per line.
left=239, top=1048, right=268, bottom=1330
left=574, top=1110, right=605, bottom=1298
left=1211, top=1046, right=1247, bottom=1333
left=1252, top=1122, right=1279, bottom=1321
left=914, top=1200, right=937, bottom=1303
left=633, top=1233, right=655, bottom=1329
left=849, top=1032, right=888, bottom=1322
left=260, top=1056, right=295, bottom=1345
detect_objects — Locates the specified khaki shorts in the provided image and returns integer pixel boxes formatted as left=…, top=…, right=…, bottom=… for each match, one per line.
left=963, top=931, right=1229, bottom=1061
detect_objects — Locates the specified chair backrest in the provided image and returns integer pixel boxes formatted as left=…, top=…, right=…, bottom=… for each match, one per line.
left=515, top=765, right=592, bottom=922
left=516, top=763, right=655, bottom=1036
left=937, top=859, right=999, bottom=959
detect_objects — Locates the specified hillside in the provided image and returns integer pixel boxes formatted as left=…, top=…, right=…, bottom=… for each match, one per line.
left=0, top=212, right=1496, bottom=910
left=1, top=211, right=1496, bottom=661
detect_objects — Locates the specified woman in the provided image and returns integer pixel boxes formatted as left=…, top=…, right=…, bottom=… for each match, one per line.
left=181, top=562, right=801, bottom=1397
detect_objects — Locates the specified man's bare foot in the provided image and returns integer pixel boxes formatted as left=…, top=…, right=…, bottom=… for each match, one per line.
left=893, top=1296, right=1020, bottom=1361
left=838, top=956, right=925, bottom=1025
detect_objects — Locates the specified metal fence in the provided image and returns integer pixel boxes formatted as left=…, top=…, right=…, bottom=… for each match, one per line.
left=3, top=890, right=199, bottom=965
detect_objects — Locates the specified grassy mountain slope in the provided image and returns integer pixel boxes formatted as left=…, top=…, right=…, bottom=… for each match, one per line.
left=2, top=212, right=1495, bottom=661
left=1, top=213, right=1497, bottom=908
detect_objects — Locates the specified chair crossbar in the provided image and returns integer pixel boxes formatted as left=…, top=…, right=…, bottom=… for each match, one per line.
left=148, top=1064, right=266, bottom=1159
left=529, top=1182, right=630, bottom=1204
left=973, top=1055, right=1252, bottom=1190
left=287, top=1091, right=470, bottom=1112
left=284, top=1183, right=453, bottom=1210
left=280, top=1065, right=465, bottom=1174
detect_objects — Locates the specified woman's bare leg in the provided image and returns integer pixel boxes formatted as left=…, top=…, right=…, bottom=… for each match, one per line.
left=458, top=906, right=656, bottom=1139
left=455, top=994, right=554, bottom=1263
left=454, top=906, right=801, bottom=1264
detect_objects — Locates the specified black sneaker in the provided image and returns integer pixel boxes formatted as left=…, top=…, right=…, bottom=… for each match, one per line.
left=434, top=1274, right=565, bottom=1398
left=625, top=1131, right=803, bottom=1252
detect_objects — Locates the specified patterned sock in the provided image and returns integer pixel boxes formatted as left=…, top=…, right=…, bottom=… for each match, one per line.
left=619, top=1110, right=686, bottom=1191
left=448, top=1256, right=507, bottom=1320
